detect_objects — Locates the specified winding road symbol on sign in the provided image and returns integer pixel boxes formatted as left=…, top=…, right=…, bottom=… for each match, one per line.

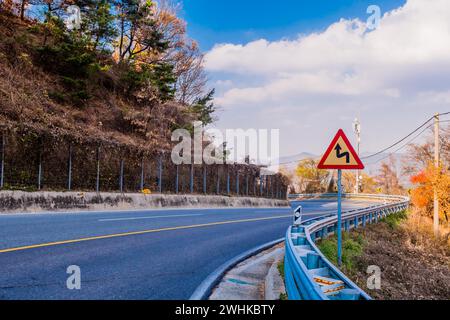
left=317, top=129, right=364, bottom=170
left=334, top=144, right=350, bottom=164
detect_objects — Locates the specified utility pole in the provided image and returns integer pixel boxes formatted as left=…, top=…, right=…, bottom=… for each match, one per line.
left=434, top=113, right=440, bottom=237
left=353, top=118, right=361, bottom=194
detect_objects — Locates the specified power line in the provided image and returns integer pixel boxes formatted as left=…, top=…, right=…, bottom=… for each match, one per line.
left=365, top=123, right=432, bottom=165
left=361, top=112, right=450, bottom=160
left=278, top=112, right=450, bottom=167
left=365, top=120, right=450, bottom=166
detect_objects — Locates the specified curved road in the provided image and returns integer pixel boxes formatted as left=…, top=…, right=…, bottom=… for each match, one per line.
left=0, top=199, right=373, bottom=300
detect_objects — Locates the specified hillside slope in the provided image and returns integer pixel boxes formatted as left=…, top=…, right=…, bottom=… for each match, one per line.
left=0, top=12, right=188, bottom=151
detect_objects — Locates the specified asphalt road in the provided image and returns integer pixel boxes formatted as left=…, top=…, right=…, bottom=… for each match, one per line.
left=0, top=199, right=373, bottom=300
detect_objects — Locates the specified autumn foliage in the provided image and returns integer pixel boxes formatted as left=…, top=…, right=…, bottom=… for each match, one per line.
left=410, top=164, right=450, bottom=223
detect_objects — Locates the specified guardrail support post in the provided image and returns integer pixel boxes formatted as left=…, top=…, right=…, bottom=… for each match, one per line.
left=354, top=216, right=358, bottom=229
left=322, top=227, right=328, bottom=239
left=339, top=289, right=360, bottom=300
left=0, top=132, right=4, bottom=189
left=362, top=215, right=366, bottom=227
left=307, top=253, right=320, bottom=269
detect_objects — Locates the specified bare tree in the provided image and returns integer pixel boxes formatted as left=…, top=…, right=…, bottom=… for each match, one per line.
left=377, top=156, right=404, bottom=195
left=403, top=124, right=450, bottom=175
left=153, top=0, right=208, bottom=105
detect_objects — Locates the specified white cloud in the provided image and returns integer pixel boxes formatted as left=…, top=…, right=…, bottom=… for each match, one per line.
left=204, top=0, right=450, bottom=156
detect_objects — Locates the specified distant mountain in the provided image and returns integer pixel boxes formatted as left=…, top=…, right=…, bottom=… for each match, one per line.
left=275, top=151, right=411, bottom=187
left=277, top=152, right=318, bottom=171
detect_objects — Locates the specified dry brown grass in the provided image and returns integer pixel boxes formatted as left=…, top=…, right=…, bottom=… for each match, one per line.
left=0, top=12, right=187, bottom=152
left=403, top=209, right=450, bottom=255
left=347, top=210, right=450, bottom=300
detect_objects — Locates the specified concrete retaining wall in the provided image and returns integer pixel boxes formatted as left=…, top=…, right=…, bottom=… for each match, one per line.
left=0, top=191, right=289, bottom=214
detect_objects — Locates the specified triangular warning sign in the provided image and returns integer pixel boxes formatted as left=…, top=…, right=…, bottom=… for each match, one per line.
left=318, top=129, right=364, bottom=170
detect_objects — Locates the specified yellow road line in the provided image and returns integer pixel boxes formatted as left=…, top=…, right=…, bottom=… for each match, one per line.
left=0, top=214, right=292, bottom=254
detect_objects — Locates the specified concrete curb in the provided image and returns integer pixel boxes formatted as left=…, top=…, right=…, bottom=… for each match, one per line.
left=189, top=238, right=284, bottom=300
left=0, top=191, right=289, bottom=214
left=264, top=250, right=286, bottom=300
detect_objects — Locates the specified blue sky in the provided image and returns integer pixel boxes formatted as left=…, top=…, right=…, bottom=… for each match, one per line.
left=182, top=0, right=406, bottom=50
left=177, top=0, right=450, bottom=161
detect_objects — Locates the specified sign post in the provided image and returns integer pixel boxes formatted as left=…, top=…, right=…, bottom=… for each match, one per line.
left=318, top=129, right=364, bottom=267
left=337, top=169, right=343, bottom=266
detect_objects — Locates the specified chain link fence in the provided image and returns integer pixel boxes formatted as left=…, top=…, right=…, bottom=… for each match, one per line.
left=0, top=129, right=288, bottom=199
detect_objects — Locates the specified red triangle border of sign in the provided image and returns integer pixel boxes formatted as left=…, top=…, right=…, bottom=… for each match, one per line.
left=317, top=129, right=365, bottom=170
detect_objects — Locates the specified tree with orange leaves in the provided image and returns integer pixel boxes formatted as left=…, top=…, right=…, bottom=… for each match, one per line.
left=410, top=163, right=449, bottom=223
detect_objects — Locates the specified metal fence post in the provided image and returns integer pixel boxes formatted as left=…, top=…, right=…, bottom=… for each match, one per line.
left=67, top=144, right=72, bottom=191
left=203, top=165, right=207, bottom=194
left=227, top=167, right=230, bottom=195
left=175, top=165, right=179, bottom=194
left=190, top=164, right=194, bottom=193
left=96, top=146, right=100, bottom=193
left=119, top=159, right=124, bottom=193
left=158, top=155, right=163, bottom=193
left=140, top=156, right=145, bottom=191
left=246, top=174, right=249, bottom=196
left=37, top=140, right=42, bottom=190
left=271, top=179, right=275, bottom=198
left=216, top=166, right=220, bottom=194
left=0, top=132, right=4, bottom=189
left=260, top=175, right=263, bottom=196
left=236, top=170, right=239, bottom=195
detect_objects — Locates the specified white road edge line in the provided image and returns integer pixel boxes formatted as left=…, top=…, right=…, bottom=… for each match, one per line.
left=98, top=213, right=204, bottom=222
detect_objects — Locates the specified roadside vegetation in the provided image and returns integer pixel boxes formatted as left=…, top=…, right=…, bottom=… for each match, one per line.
left=0, top=1, right=215, bottom=151
left=277, top=259, right=288, bottom=300
left=318, top=231, right=365, bottom=274
left=318, top=210, right=450, bottom=300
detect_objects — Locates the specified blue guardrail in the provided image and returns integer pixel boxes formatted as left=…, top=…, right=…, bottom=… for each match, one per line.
left=285, top=193, right=410, bottom=300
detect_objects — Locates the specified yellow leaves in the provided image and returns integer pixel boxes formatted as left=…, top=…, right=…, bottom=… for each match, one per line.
left=294, top=159, right=330, bottom=193
left=112, top=50, right=120, bottom=63
left=410, top=162, right=450, bottom=222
